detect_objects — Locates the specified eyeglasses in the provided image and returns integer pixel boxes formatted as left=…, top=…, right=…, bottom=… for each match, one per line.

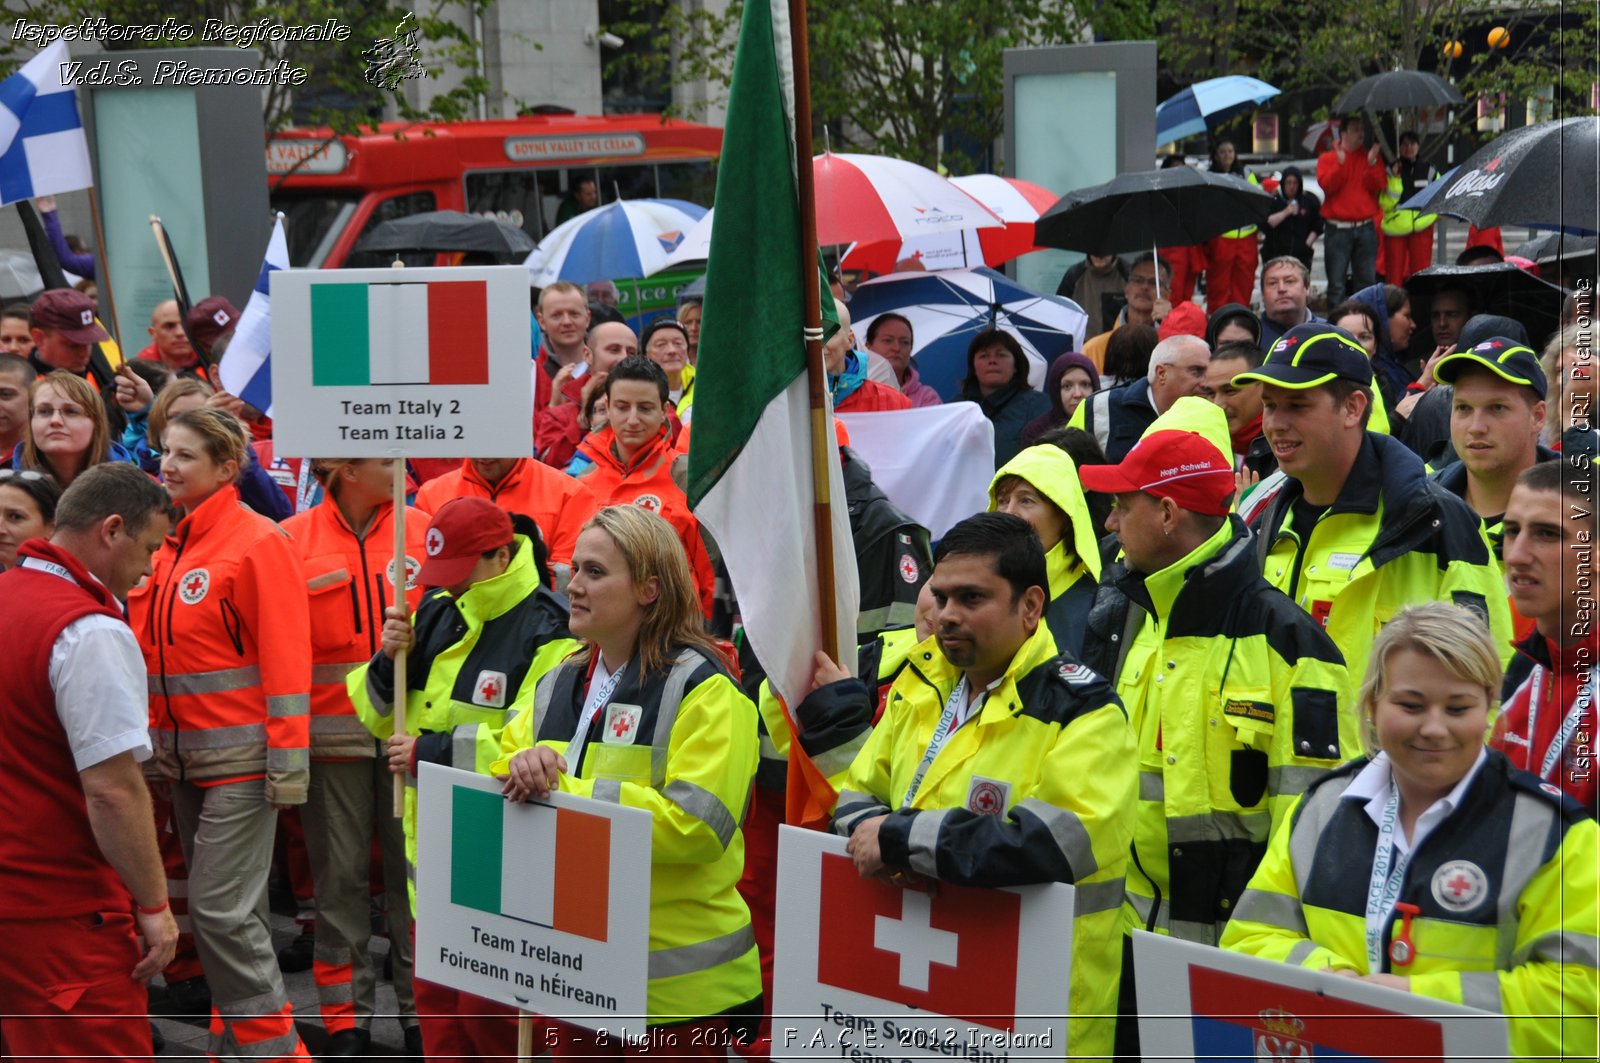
left=0, top=468, right=48, bottom=483
left=32, top=404, right=90, bottom=421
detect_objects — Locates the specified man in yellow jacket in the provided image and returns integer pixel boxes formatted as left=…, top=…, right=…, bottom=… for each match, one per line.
left=829, top=512, right=1137, bottom=1061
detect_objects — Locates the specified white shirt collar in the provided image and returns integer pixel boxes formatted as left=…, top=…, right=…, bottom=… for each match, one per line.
left=1345, top=748, right=1488, bottom=852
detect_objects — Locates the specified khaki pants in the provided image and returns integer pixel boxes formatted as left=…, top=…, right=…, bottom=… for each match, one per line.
left=301, top=755, right=417, bottom=1032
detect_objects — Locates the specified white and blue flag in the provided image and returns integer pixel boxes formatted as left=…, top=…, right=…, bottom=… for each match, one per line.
left=0, top=41, right=92, bottom=206
left=219, top=214, right=287, bottom=416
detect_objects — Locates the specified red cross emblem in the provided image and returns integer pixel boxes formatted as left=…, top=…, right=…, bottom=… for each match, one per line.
left=1444, top=872, right=1474, bottom=898
left=479, top=677, right=501, bottom=702
left=177, top=568, right=210, bottom=605
left=1431, top=859, right=1487, bottom=911
left=611, top=715, right=632, bottom=738
left=184, top=574, right=205, bottom=595
left=472, top=669, right=507, bottom=708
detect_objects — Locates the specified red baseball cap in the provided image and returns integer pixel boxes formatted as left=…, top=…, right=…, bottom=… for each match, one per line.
left=1078, top=429, right=1235, bottom=516
left=186, top=296, right=240, bottom=353
left=29, top=288, right=110, bottom=344
left=418, top=497, right=514, bottom=587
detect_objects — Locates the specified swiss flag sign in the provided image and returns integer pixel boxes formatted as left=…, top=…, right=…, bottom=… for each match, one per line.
left=773, top=827, right=1073, bottom=1063
left=817, top=853, right=1020, bottom=1031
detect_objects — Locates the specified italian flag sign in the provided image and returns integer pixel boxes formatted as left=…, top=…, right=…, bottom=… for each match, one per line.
left=686, top=0, right=858, bottom=819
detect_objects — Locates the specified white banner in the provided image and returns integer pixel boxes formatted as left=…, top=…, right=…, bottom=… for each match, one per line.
left=270, top=266, right=533, bottom=458
left=1133, top=930, right=1509, bottom=1063
left=415, top=763, right=652, bottom=1036
left=839, top=404, right=995, bottom=540
left=772, top=826, right=1072, bottom=1063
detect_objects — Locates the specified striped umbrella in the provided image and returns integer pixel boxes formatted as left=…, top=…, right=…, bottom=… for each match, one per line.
left=526, top=198, right=708, bottom=286
left=813, top=152, right=1003, bottom=246
left=841, top=175, right=1059, bottom=273
left=1156, top=76, right=1280, bottom=147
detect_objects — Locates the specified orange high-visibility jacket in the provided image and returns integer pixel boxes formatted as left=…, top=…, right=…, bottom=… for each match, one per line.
left=130, top=485, right=313, bottom=805
left=574, top=425, right=715, bottom=617
left=282, top=497, right=428, bottom=759
left=413, top=458, right=596, bottom=568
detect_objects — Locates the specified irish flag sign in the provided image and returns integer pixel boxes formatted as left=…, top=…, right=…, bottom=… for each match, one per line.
left=269, top=266, right=531, bottom=459
left=415, top=764, right=651, bottom=1033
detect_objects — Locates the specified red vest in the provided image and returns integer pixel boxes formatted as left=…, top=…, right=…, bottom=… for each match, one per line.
left=0, top=541, right=131, bottom=917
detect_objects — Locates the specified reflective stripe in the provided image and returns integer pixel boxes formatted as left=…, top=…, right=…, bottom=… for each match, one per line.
left=310, top=715, right=375, bottom=737
left=155, top=721, right=266, bottom=750
left=1233, top=888, right=1308, bottom=935
left=810, top=733, right=868, bottom=779
left=366, top=670, right=392, bottom=718
left=150, top=664, right=262, bottom=696
left=905, top=807, right=949, bottom=878
left=1167, top=810, right=1267, bottom=845
left=592, top=779, right=622, bottom=804
left=531, top=668, right=559, bottom=743
left=312, top=661, right=366, bottom=685
left=758, top=732, right=783, bottom=763
left=267, top=746, right=310, bottom=771
left=268, top=694, right=310, bottom=718
left=316, top=982, right=355, bottom=1005
left=313, top=945, right=354, bottom=967
left=216, top=990, right=291, bottom=1016
left=1124, top=889, right=1169, bottom=932
left=236, top=1029, right=303, bottom=1060
left=662, top=779, right=737, bottom=848
left=452, top=724, right=479, bottom=773
left=1267, top=764, right=1329, bottom=797
left=1289, top=779, right=1354, bottom=898
left=1511, top=930, right=1600, bottom=969
left=1458, top=971, right=1502, bottom=1013
left=1497, top=792, right=1556, bottom=965
left=1019, top=797, right=1099, bottom=879
left=650, top=651, right=708, bottom=748
left=1074, top=878, right=1125, bottom=917
left=832, top=790, right=888, bottom=837
left=1139, top=770, right=1165, bottom=802
left=856, top=601, right=916, bottom=635
left=1285, top=939, right=1319, bottom=966
left=648, top=924, right=755, bottom=980
left=1170, top=918, right=1221, bottom=944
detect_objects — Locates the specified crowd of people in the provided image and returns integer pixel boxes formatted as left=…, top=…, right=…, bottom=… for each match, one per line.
left=0, top=157, right=1595, bottom=1063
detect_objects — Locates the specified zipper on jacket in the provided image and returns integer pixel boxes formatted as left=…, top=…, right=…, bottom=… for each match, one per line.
left=348, top=578, right=363, bottom=638
left=156, top=535, right=188, bottom=783
left=219, top=599, right=245, bottom=656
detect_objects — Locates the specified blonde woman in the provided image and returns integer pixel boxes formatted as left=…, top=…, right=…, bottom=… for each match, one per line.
left=1541, top=323, right=1594, bottom=446
left=1222, top=602, right=1597, bottom=1059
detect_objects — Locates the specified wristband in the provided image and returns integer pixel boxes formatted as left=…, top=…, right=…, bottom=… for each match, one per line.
left=1405, top=381, right=1428, bottom=393
left=136, top=899, right=169, bottom=916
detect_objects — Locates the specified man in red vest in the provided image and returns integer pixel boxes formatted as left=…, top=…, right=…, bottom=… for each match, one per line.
left=0, top=463, right=178, bottom=1058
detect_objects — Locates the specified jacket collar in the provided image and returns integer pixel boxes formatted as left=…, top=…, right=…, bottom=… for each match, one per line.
left=463, top=457, right=528, bottom=495
left=446, top=536, right=541, bottom=619
left=909, top=617, right=1061, bottom=714
left=14, top=538, right=122, bottom=610
left=170, top=484, right=242, bottom=548
left=1114, top=515, right=1245, bottom=621
left=582, top=424, right=674, bottom=476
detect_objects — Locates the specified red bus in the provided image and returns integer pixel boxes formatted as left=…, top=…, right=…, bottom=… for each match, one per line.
left=266, top=113, right=723, bottom=268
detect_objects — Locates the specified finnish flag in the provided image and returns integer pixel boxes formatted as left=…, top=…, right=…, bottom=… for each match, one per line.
left=0, top=41, right=92, bottom=206
left=219, top=215, right=288, bottom=417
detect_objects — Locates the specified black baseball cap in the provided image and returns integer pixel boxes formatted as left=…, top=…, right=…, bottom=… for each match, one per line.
left=1232, top=322, right=1373, bottom=389
left=1433, top=337, right=1547, bottom=398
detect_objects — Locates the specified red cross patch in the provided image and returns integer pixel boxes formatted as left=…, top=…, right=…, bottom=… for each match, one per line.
left=898, top=554, right=920, bottom=584
left=1430, top=859, right=1488, bottom=912
left=473, top=669, right=507, bottom=708
left=177, top=568, right=210, bottom=605
left=603, top=702, right=641, bottom=744
left=965, top=776, right=1010, bottom=817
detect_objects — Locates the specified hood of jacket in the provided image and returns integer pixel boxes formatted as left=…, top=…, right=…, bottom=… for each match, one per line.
left=988, top=443, right=1103, bottom=588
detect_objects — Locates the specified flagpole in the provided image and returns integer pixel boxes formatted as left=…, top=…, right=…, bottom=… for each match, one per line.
left=391, top=455, right=409, bottom=818
left=85, top=188, right=121, bottom=345
left=786, top=0, right=840, bottom=666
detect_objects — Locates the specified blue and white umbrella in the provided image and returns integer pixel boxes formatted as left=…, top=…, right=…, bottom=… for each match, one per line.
left=1156, top=76, right=1280, bottom=147
left=527, top=198, right=708, bottom=286
left=847, top=267, right=1087, bottom=401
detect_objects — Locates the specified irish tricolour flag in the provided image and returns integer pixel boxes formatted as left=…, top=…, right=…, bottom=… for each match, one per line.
left=450, top=786, right=611, bottom=941
left=686, top=0, right=858, bottom=827
left=311, top=280, right=489, bottom=387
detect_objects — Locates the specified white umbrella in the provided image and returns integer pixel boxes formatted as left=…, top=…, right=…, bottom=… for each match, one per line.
left=658, top=209, right=716, bottom=272
left=526, top=198, right=707, bottom=286
left=813, top=152, right=1003, bottom=245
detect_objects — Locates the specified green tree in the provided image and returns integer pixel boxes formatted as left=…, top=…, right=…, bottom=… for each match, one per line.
left=603, top=0, right=1095, bottom=171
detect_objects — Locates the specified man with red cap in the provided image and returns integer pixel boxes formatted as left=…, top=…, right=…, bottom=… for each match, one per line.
left=1077, top=397, right=1356, bottom=1059
left=350, top=496, right=575, bottom=1062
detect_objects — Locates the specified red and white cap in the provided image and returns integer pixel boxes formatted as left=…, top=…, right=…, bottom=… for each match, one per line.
left=418, top=497, right=513, bottom=587
left=1078, top=429, right=1235, bottom=516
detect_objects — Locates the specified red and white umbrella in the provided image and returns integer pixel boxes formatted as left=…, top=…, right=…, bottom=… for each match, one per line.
left=813, top=153, right=1003, bottom=247
left=841, top=175, right=1057, bottom=273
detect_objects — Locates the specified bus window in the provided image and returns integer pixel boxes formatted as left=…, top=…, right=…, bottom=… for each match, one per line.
left=465, top=171, right=546, bottom=240
left=273, top=192, right=359, bottom=268
left=343, top=191, right=438, bottom=269
left=597, top=164, right=656, bottom=202
left=656, top=160, right=717, bottom=206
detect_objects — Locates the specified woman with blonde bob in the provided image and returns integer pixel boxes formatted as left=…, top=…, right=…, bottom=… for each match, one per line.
left=1222, top=602, right=1598, bottom=1060
left=495, top=505, right=761, bottom=1056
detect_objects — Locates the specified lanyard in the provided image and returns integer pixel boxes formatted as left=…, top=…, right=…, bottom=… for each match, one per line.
left=1364, top=781, right=1414, bottom=972
left=295, top=459, right=320, bottom=514
left=900, top=677, right=980, bottom=810
left=1525, top=666, right=1594, bottom=783
left=20, top=556, right=73, bottom=583
left=566, top=660, right=626, bottom=775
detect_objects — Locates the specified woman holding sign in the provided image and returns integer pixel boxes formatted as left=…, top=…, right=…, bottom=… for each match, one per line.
left=1221, top=603, right=1598, bottom=1059
left=495, top=505, right=761, bottom=1056
left=349, top=496, right=576, bottom=1062
left=129, top=407, right=314, bottom=1062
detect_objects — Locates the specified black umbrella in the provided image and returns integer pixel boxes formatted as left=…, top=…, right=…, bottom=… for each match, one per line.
left=1335, top=70, right=1464, bottom=113
left=1512, top=231, right=1598, bottom=266
left=355, top=210, right=537, bottom=255
left=1034, top=167, right=1276, bottom=258
left=1404, top=263, right=1570, bottom=351
left=1428, top=117, right=1600, bottom=235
